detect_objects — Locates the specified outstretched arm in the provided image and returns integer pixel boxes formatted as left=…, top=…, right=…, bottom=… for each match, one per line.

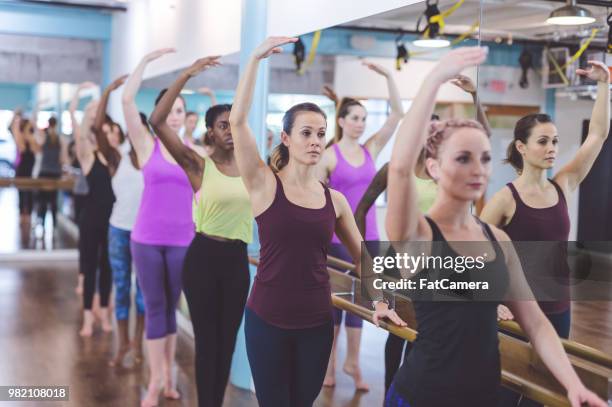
left=363, top=62, right=404, bottom=159
left=556, top=61, right=610, bottom=192
left=10, top=109, right=25, bottom=153
left=122, top=48, right=175, bottom=163
left=69, top=83, right=97, bottom=166
left=450, top=74, right=492, bottom=136
left=355, top=163, right=388, bottom=238
left=197, top=87, right=217, bottom=107
left=150, top=56, right=220, bottom=191
left=229, top=37, right=297, bottom=195
left=386, top=47, right=488, bottom=241
left=93, top=75, right=127, bottom=170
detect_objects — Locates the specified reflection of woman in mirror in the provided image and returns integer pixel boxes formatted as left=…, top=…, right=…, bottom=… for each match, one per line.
left=317, top=61, right=403, bottom=391
left=149, top=55, right=254, bottom=407
left=480, top=60, right=610, bottom=407
left=10, top=110, right=40, bottom=225
left=122, top=49, right=196, bottom=407
left=230, top=36, right=405, bottom=407
left=382, top=47, right=605, bottom=407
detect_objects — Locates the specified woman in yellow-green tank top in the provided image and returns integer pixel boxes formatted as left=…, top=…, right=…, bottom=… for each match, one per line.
left=148, top=57, right=252, bottom=407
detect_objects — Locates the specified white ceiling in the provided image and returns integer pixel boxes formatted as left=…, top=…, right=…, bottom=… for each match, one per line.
left=344, top=0, right=610, bottom=44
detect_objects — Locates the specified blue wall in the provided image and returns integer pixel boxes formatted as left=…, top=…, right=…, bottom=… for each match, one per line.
left=0, top=83, right=34, bottom=111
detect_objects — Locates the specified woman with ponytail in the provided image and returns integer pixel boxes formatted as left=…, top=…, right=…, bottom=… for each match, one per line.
left=318, top=62, right=403, bottom=391
left=229, top=36, right=404, bottom=406
left=480, top=60, right=610, bottom=407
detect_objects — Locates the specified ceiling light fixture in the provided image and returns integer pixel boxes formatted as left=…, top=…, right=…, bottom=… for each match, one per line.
left=413, top=37, right=451, bottom=48
left=546, top=0, right=596, bottom=26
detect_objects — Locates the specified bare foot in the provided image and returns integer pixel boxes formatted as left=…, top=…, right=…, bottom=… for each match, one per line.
left=79, top=311, right=94, bottom=337
left=109, top=346, right=130, bottom=367
left=132, top=342, right=143, bottom=364
left=163, top=388, right=180, bottom=400
left=99, top=308, right=113, bottom=333
left=343, top=363, right=369, bottom=392
left=141, top=384, right=160, bottom=407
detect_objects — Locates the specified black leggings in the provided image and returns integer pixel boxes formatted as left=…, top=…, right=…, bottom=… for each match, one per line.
left=245, top=308, right=333, bottom=407
left=385, top=333, right=413, bottom=396
left=37, top=172, right=60, bottom=225
left=79, top=213, right=112, bottom=310
left=182, top=234, right=250, bottom=407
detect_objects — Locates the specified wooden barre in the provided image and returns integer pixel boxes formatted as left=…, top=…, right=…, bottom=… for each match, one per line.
left=247, top=255, right=612, bottom=405
left=0, top=177, right=75, bottom=191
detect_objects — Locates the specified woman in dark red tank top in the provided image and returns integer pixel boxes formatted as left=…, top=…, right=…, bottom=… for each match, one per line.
left=229, top=36, right=405, bottom=407
left=481, top=60, right=610, bottom=407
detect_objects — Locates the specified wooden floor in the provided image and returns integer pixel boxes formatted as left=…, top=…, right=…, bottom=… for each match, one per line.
left=0, top=262, right=391, bottom=406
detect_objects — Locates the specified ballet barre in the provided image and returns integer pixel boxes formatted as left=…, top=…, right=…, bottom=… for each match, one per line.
left=0, top=176, right=75, bottom=191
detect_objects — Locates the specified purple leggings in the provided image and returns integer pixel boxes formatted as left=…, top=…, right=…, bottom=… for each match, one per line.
left=131, top=240, right=188, bottom=340
left=329, top=243, right=363, bottom=328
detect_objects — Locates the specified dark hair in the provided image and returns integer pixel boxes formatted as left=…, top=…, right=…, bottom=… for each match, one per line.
left=112, top=123, right=126, bottom=145
left=505, top=113, right=553, bottom=173
left=328, top=97, right=364, bottom=147
left=139, top=112, right=149, bottom=128
left=205, top=104, right=232, bottom=129
left=186, top=111, right=197, bottom=119
left=48, top=116, right=57, bottom=128
left=154, top=88, right=186, bottom=108
left=270, top=102, right=327, bottom=172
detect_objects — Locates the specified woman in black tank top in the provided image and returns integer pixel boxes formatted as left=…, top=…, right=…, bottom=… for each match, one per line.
left=69, top=82, right=118, bottom=338
left=10, top=113, right=39, bottom=221
left=480, top=60, right=610, bottom=407
left=381, top=47, right=605, bottom=407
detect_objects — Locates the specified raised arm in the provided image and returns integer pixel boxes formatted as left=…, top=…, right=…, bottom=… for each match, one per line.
left=355, top=163, right=388, bottom=238
left=69, top=83, right=97, bottom=166
left=363, top=62, right=404, bottom=159
left=93, top=75, right=127, bottom=170
left=386, top=47, right=488, bottom=241
left=149, top=57, right=220, bottom=191
left=122, top=48, right=175, bottom=163
left=229, top=36, right=297, bottom=193
left=197, top=87, right=217, bottom=107
left=322, top=85, right=339, bottom=107
left=556, top=60, right=610, bottom=193
left=450, top=74, right=492, bottom=136
left=10, top=110, right=25, bottom=153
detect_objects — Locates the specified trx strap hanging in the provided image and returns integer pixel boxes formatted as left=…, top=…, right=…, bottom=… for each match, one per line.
left=519, top=50, right=533, bottom=89
left=417, top=0, right=465, bottom=39
left=297, top=30, right=321, bottom=75
left=396, top=34, right=409, bottom=71
left=293, top=37, right=305, bottom=72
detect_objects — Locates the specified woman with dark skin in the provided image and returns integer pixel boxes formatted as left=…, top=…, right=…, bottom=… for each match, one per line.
left=150, top=56, right=254, bottom=407
left=382, top=46, right=604, bottom=407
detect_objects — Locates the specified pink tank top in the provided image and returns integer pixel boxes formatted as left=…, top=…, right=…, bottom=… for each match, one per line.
left=131, top=139, right=195, bottom=246
left=328, top=144, right=379, bottom=242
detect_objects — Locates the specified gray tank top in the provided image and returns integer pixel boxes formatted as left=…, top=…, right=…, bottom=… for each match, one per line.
left=40, top=131, right=62, bottom=176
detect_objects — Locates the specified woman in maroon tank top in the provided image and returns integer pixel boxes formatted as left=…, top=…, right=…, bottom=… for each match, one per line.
left=481, top=60, right=610, bottom=337
left=481, top=61, right=610, bottom=407
left=229, top=36, right=405, bottom=407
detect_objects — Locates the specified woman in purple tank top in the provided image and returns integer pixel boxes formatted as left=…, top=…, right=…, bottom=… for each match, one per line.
left=122, top=49, right=198, bottom=407
left=481, top=60, right=610, bottom=407
left=230, top=36, right=405, bottom=407
left=317, top=64, right=403, bottom=391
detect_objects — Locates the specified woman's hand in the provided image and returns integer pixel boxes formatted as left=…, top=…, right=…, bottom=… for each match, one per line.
left=567, top=383, right=607, bottom=407
left=253, top=36, right=298, bottom=60
left=141, top=48, right=176, bottom=64
left=497, top=304, right=514, bottom=321
left=450, top=74, right=477, bottom=94
left=363, top=61, right=391, bottom=78
left=430, top=47, right=488, bottom=85
left=107, top=74, right=128, bottom=91
left=372, top=302, right=407, bottom=328
left=576, top=60, right=610, bottom=84
left=183, top=56, right=222, bottom=78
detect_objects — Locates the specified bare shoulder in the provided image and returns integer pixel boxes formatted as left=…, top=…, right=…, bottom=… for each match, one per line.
left=329, top=188, right=349, bottom=218
left=489, top=186, right=515, bottom=207
left=322, top=144, right=337, bottom=168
